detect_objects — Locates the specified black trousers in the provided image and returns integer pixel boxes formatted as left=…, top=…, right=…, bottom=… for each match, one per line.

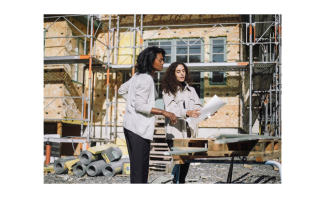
left=124, top=128, right=151, bottom=184
left=166, top=140, right=190, bottom=184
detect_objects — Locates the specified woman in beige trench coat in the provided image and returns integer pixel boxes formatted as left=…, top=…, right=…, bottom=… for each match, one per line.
left=161, top=62, right=202, bottom=183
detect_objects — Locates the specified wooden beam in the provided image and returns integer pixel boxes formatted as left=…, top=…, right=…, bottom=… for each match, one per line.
left=255, top=153, right=281, bottom=162
left=87, top=143, right=117, bottom=154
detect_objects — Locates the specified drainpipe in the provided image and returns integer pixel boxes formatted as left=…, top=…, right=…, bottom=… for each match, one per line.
left=45, top=140, right=51, bottom=166
left=249, top=14, right=253, bottom=135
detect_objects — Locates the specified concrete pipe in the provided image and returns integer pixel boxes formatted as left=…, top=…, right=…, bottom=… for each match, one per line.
left=101, top=147, right=122, bottom=163
left=102, top=158, right=130, bottom=177
left=79, top=150, right=102, bottom=165
left=86, top=160, right=106, bottom=177
left=54, top=156, right=77, bottom=174
left=73, top=162, right=87, bottom=177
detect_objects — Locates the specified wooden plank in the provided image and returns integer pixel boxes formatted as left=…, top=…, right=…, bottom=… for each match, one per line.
left=149, top=151, right=165, bottom=155
left=255, top=153, right=281, bottom=162
left=150, top=155, right=172, bottom=159
left=151, top=143, right=168, bottom=146
left=153, top=135, right=165, bottom=138
left=173, top=138, right=216, bottom=141
left=87, top=143, right=117, bottom=154
left=149, top=160, right=171, bottom=165
left=44, top=165, right=54, bottom=172
left=207, top=150, right=272, bottom=157
left=274, top=140, right=281, bottom=150
left=153, top=148, right=169, bottom=151
left=154, top=130, right=165, bottom=135
left=65, top=158, right=80, bottom=170
left=265, top=140, right=274, bottom=151
left=172, top=147, right=205, bottom=151
left=172, top=155, right=219, bottom=164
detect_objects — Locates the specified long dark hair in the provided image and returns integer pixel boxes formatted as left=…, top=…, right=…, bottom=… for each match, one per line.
left=136, top=46, right=166, bottom=74
left=161, top=62, right=193, bottom=96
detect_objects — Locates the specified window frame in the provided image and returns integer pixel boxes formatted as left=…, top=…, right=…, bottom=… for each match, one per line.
left=209, top=37, right=227, bottom=86
left=71, top=34, right=85, bottom=84
left=146, top=38, right=205, bottom=63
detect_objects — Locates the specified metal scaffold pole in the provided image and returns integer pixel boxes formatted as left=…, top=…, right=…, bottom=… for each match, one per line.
left=115, top=14, right=120, bottom=65
left=140, top=14, right=143, bottom=53
left=132, top=14, right=136, bottom=75
left=273, top=15, right=278, bottom=137
left=87, top=14, right=94, bottom=147
left=278, top=14, right=282, bottom=137
left=264, top=93, right=268, bottom=134
left=249, top=14, right=253, bottom=135
left=114, top=72, right=118, bottom=142
left=81, top=67, right=85, bottom=139
left=275, top=63, right=278, bottom=136
left=105, top=14, right=111, bottom=143
left=270, top=82, right=273, bottom=136
left=91, top=72, right=95, bottom=138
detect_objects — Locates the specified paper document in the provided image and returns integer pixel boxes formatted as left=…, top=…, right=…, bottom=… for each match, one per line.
left=186, top=95, right=227, bottom=125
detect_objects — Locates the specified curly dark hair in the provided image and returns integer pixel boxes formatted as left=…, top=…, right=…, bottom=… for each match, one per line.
left=135, top=46, right=166, bottom=74
left=161, top=62, right=193, bottom=97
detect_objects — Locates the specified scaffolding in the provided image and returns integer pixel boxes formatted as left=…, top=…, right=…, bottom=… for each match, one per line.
left=43, top=14, right=282, bottom=149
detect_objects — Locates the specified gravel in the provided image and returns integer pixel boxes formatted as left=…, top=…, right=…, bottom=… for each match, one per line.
left=44, top=162, right=281, bottom=184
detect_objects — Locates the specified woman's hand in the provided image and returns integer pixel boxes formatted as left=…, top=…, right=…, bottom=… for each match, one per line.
left=162, top=110, right=177, bottom=124
left=186, top=109, right=201, bottom=118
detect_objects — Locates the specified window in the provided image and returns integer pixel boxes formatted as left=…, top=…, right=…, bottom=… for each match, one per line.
left=147, top=38, right=204, bottom=63
left=209, top=37, right=227, bottom=85
left=148, top=41, right=171, bottom=63
left=176, top=40, right=202, bottom=63
left=70, top=36, right=85, bottom=83
left=191, top=72, right=203, bottom=98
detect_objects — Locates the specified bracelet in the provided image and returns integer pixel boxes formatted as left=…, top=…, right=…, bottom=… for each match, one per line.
left=159, top=109, right=162, bottom=115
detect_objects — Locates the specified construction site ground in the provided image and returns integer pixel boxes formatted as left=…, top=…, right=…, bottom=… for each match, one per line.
left=43, top=160, right=281, bottom=184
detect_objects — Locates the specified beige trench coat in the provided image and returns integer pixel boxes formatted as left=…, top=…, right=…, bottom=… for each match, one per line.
left=163, top=83, right=202, bottom=140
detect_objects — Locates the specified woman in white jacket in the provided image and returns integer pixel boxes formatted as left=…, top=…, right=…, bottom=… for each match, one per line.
left=118, top=46, right=177, bottom=183
left=161, top=62, right=216, bottom=183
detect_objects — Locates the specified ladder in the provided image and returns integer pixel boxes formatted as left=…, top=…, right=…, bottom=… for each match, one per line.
left=149, top=115, right=172, bottom=172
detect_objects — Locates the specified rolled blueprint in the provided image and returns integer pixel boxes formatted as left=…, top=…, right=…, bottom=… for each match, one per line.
left=186, top=95, right=227, bottom=125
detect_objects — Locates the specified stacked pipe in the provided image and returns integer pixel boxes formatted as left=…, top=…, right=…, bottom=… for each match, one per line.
left=79, top=150, right=103, bottom=164
left=73, top=162, right=87, bottom=177
left=53, top=146, right=128, bottom=177
left=54, top=156, right=78, bottom=174
left=86, top=160, right=106, bottom=176
left=102, top=158, right=130, bottom=177
left=101, top=147, right=122, bottom=163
